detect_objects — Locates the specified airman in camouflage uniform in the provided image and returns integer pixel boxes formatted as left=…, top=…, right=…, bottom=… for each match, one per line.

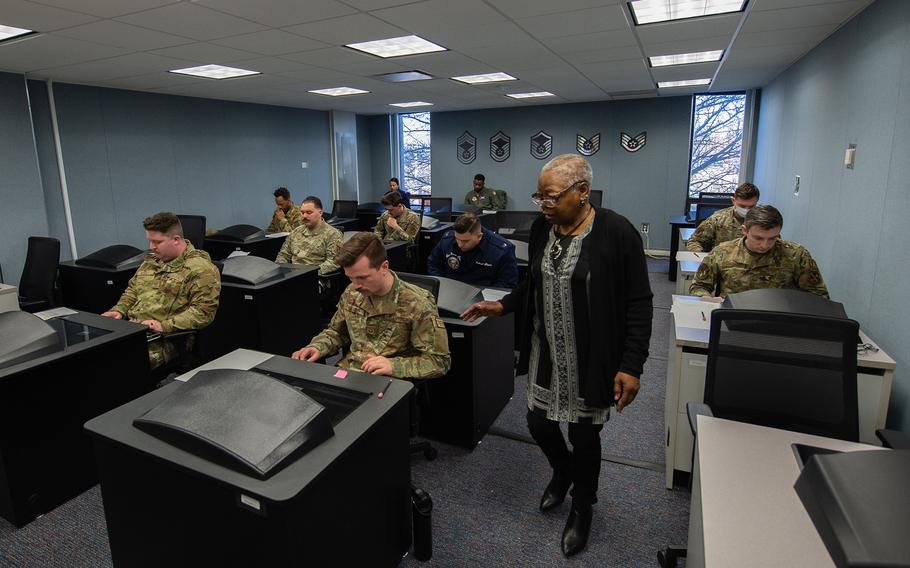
left=464, top=183, right=507, bottom=210
left=266, top=187, right=302, bottom=233
left=306, top=272, right=450, bottom=378
left=686, top=207, right=746, bottom=252
left=689, top=206, right=829, bottom=299
left=110, top=242, right=221, bottom=369
left=275, top=221, right=343, bottom=275
left=374, top=207, right=420, bottom=243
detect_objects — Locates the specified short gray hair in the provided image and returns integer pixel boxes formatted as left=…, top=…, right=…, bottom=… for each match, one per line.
left=540, top=154, right=593, bottom=186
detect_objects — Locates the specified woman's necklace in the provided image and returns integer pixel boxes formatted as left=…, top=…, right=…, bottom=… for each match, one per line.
left=550, top=205, right=592, bottom=260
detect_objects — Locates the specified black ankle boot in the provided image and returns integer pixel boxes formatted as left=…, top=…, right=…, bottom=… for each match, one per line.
left=539, top=471, right=571, bottom=512
left=561, top=502, right=593, bottom=557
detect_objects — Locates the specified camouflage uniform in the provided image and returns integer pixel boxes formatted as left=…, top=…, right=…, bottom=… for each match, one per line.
left=374, top=208, right=420, bottom=243
left=689, top=237, right=829, bottom=299
left=306, top=272, right=451, bottom=379
left=111, top=243, right=221, bottom=369
left=464, top=187, right=507, bottom=210
left=266, top=202, right=303, bottom=233
left=275, top=221, right=343, bottom=275
left=686, top=207, right=744, bottom=252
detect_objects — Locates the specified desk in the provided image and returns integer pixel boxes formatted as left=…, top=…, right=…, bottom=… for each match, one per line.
left=668, top=215, right=696, bottom=281
left=0, top=311, right=149, bottom=526
left=204, top=265, right=320, bottom=361
left=327, top=217, right=358, bottom=232
left=674, top=250, right=703, bottom=295
left=420, top=313, right=515, bottom=448
left=85, top=349, right=412, bottom=568
left=686, top=416, right=880, bottom=568
left=0, top=283, right=18, bottom=312
left=203, top=233, right=287, bottom=262
left=58, top=259, right=141, bottom=313
left=663, top=296, right=896, bottom=488
left=417, top=222, right=454, bottom=274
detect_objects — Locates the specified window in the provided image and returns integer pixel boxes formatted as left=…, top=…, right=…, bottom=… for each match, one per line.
left=687, top=93, right=747, bottom=200
left=398, top=112, right=431, bottom=209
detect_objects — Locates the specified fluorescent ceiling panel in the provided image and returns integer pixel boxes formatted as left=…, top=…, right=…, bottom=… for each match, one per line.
left=0, top=24, right=34, bottom=43
left=346, top=35, right=446, bottom=58
left=377, top=70, right=435, bottom=82
left=630, top=0, right=746, bottom=25
left=451, top=72, right=517, bottom=84
left=657, top=78, right=711, bottom=88
left=506, top=92, right=555, bottom=99
left=168, top=64, right=260, bottom=79
left=390, top=101, right=434, bottom=107
left=308, top=87, right=370, bottom=96
left=650, top=50, right=724, bottom=67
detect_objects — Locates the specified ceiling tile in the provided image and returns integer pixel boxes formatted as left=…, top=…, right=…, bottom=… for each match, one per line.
left=517, top=5, right=630, bottom=38
left=115, top=3, right=267, bottom=41
left=33, top=0, right=179, bottom=18
left=723, top=43, right=812, bottom=67
left=734, top=24, right=837, bottom=48
left=642, top=36, right=730, bottom=57
left=149, top=42, right=261, bottom=64
left=393, top=52, right=493, bottom=77
left=193, top=0, right=357, bottom=27
left=459, top=41, right=566, bottom=71
left=636, top=13, right=741, bottom=45
left=750, top=0, right=872, bottom=12
left=542, top=28, right=638, bottom=53
left=210, top=30, right=329, bottom=55
left=416, top=21, right=534, bottom=51
left=650, top=61, right=719, bottom=82
left=0, top=0, right=98, bottom=31
left=743, top=1, right=868, bottom=31
left=486, top=0, right=623, bottom=19
left=0, top=34, right=131, bottom=72
left=282, top=13, right=408, bottom=45
left=28, top=52, right=191, bottom=81
left=53, top=20, right=194, bottom=51
left=100, top=71, right=210, bottom=90
left=563, top=45, right=643, bottom=64
left=577, top=58, right=653, bottom=91
left=281, top=46, right=377, bottom=66
left=371, top=0, right=508, bottom=37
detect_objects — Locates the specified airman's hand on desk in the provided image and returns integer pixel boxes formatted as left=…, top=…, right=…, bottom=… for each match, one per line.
left=386, top=217, right=400, bottom=231
left=141, top=319, right=163, bottom=333
left=460, top=301, right=503, bottom=322
left=362, top=355, right=393, bottom=376
left=292, top=346, right=320, bottom=361
left=613, top=371, right=640, bottom=413
left=101, top=311, right=122, bottom=319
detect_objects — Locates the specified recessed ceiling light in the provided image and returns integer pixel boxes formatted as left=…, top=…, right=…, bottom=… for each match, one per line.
left=376, top=70, right=436, bottom=83
left=657, top=78, right=712, bottom=88
left=0, top=24, right=35, bottom=43
left=308, top=87, right=370, bottom=96
left=630, top=0, right=746, bottom=25
left=506, top=92, right=555, bottom=99
left=451, top=72, right=517, bottom=84
left=390, top=101, right=434, bottom=108
left=346, top=35, right=446, bottom=58
left=168, top=64, right=260, bottom=80
left=650, top=50, right=724, bottom=67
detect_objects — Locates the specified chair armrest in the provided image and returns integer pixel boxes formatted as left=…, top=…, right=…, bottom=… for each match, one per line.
left=876, top=428, right=910, bottom=449
left=686, top=402, right=713, bottom=436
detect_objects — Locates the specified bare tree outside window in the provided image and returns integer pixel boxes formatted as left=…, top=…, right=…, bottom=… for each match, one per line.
left=688, top=94, right=746, bottom=198
left=399, top=112, right=431, bottom=209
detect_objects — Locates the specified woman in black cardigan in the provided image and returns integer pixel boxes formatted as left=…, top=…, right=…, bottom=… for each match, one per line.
left=462, top=155, right=653, bottom=557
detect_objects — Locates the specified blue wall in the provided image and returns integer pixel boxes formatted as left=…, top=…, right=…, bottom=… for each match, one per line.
left=25, top=82, right=332, bottom=258
left=0, top=72, right=49, bottom=285
left=753, top=0, right=910, bottom=431
left=430, top=97, right=693, bottom=249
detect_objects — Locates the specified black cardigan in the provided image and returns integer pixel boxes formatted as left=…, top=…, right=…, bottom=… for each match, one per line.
left=500, top=208, right=653, bottom=408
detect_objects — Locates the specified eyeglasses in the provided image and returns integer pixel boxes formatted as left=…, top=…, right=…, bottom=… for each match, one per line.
left=531, top=180, right=584, bottom=207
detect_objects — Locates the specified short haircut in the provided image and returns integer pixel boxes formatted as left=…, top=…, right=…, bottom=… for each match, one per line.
left=473, top=174, right=485, bottom=182
left=541, top=154, right=593, bottom=186
left=273, top=187, right=290, bottom=200
left=335, top=232, right=387, bottom=268
left=389, top=177, right=399, bottom=184
left=143, top=212, right=183, bottom=237
left=744, top=204, right=783, bottom=231
left=453, top=212, right=481, bottom=234
left=301, top=195, right=323, bottom=210
left=734, top=182, right=760, bottom=200
left=381, top=192, right=403, bottom=207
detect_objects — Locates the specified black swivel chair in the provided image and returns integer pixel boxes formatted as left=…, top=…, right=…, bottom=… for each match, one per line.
left=331, top=200, right=358, bottom=220
left=397, top=272, right=441, bottom=461
left=659, top=309, right=860, bottom=568
left=18, top=236, right=61, bottom=313
left=177, top=215, right=207, bottom=250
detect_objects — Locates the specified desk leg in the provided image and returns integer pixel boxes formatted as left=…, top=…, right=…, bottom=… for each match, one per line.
left=669, top=226, right=679, bottom=281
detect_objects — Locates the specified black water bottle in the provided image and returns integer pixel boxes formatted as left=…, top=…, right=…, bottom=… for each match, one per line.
left=411, top=487, right=433, bottom=561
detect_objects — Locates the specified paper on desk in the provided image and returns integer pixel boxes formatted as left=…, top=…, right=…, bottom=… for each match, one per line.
left=670, top=296, right=720, bottom=329
left=265, top=231, right=289, bottom=238
left=226, top=250, right=250, bottom=258
left=482, top=210, right=498, bottom=215
left=482, top=288, right=510, bottom=302
left=34, top=306, right=79, bottom=320
left=675, top=251, right=705, bottom=263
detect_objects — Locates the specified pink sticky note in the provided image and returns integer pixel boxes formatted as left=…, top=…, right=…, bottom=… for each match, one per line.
left=334, top=369, right=348, bottom=379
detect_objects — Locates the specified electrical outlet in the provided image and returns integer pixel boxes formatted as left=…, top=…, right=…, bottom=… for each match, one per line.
left=640, top=223, right=650, bottom=234
left=301, top=161, right=308, bottom=169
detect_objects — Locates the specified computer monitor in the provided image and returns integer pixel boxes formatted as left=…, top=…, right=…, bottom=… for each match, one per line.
left=435, top=276, right=484, bottom=318
left=218, top=224, right=266, bottom=243
left=0, top=311, right=63, bottom=370
left=695, top=203, right=726, bottom=223
left=220, top=256, right=283, bottom=285
left=331, top=200, right=358, bottom=219
left=721, top=289, right=848, bottom=319
left=74, top=245, right=145, bottom=269
left=494, top=211, right=541, bottom=242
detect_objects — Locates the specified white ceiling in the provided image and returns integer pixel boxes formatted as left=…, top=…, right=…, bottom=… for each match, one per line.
left=0, top=0, right=873, bottom=114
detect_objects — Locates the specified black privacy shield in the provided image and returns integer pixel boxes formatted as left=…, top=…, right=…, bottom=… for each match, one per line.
left=133, top=369, right=334, bottom=479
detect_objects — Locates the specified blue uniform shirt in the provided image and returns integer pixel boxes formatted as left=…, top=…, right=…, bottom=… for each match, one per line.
left=426, top=227, right=519, bottom=288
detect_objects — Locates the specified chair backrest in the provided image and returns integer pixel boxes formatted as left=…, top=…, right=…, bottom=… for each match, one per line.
left=397, top=272, right=440, bottom=302
left=332, top=200, right=358, bottom=219
left=705, top=309, right=859, bottom=441
left=177, top=214, right=207, bottom=250
left=19, top=236, right=60, bottom=306
left=588, top=189, right=603, bottom=208
left=427, top=198, right=453, bottom=222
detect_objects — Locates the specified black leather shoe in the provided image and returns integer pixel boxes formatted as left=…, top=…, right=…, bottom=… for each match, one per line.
left=539, top=473, right=571, bottom=512
left=561, top=503, right=593, bottom=557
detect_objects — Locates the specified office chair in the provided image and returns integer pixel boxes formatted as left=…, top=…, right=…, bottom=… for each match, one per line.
left=177, top=215, right=207, bottom=250
left=427, top=198, right=453, bottom=223
left=331, top=200, right=358, bottom=219
left=147, top=329, right=202, bottom=388
left=18, top=236, right=61, bottom=313
left=659, top=309, right=861, bottom=568
left=588, top=189, right=603, bottom=208
left=396, top=272, right=442, bottom=461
